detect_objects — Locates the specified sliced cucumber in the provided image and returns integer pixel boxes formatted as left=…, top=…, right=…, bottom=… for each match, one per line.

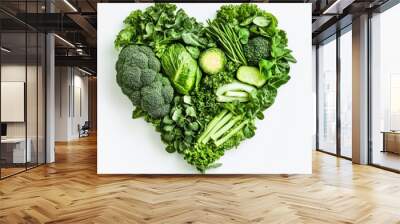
left=216, top=95, right=249, bottom=103
left=199, top=48, right=226, bottom=75
left=224, top=91, right=249, bottom=98
left=236, top=66, right=267, bottom=88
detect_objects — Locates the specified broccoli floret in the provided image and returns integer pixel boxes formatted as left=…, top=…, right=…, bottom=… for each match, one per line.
left=161, top=84, right=174, bottom=102
left=119, top=67, right=142, bottom=90
left=116, top=45, right=174, bottom=118
left=136, top=46, right=161, bottom=71
left=129, top=90, right=141, bottom=105
left=140, top=69, right=157, bottom=86
left=151, top=105, right=170, bottom=118
left=140, top=74, right=173, bottom=118
left=148, top=58, right=161, bottom=72
left=243, top=37, right=270, bottom=66
left=125, top=52, right=148, bottom=70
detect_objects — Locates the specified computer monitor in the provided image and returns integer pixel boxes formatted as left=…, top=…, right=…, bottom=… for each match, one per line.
left=1, top=123, right=7, bottom=137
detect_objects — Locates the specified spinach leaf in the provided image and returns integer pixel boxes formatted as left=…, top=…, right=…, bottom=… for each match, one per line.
left=115, top=3, right=214, bottom=57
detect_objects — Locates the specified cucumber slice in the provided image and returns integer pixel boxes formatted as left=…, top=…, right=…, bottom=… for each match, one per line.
left=236, top=66, right=267, bottom=88
left=224, top=91, right=249, bottom=98
left=199, top=48, right=226, bottom=75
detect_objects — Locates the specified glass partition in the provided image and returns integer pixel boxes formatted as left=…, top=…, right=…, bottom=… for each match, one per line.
left=339, top=29, right=352, bottom=158
left=1, top=31, right=28, bottom=178
left=27, top=31, right=38, bottom=169
left=370, top=4, right=400, bottom=171
left=317, top=36, right=337, bottom=154
left=38, top=32, right=45, bottom=165
left=0, top=1, right=46, bottom=179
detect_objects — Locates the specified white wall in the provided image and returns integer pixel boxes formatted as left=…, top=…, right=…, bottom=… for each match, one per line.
left=1, top=65, right=40, bottom=138
left=1, top=63, right=46, bottom=163
left=97, top=3, right=312, bottom=174
left=55, top=67, right=89, bottom=141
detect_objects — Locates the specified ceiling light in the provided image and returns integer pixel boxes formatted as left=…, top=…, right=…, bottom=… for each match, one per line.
left=54, top=34, right=75, bottom=48
left=63, top=0, right=78, bottom=12
left=1, top=47, right=11, bottom=53
left=78, top=67, right=92, bottom=76
left=322, top=0, right=354, bottom=15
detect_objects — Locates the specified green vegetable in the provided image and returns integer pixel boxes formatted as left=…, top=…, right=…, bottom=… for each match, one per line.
left=114, top=3, right=297, bottom=173
left=215, top=3, right=278, bottom=38
left=225, top=91, right=248, bottom=98
left=243, top=37, right=270, bottom=66
left=206, top=20, right=247, bottom=65
left=216, top=81, right=256, bottom=102
left=197, top=109, right=228, bottom=144
left=161, top=44, right=202, bottom=95
left=116, top=45, right=174, bottom=118
left=159, top=96, right=201, bottom=153
left=253, top=16, right=269, bottom=27
left=185, top=46, right=200, bottom=59
left=115, top=3, right=215, bottom=57
left=211, top=115, right=242, bottom=141
left=196, top=111, right=248, bottom=148
left=201, top=112, right=233, bottom=144
left=199, top=48, right=226, bottom=75
left=215, top=120, right=248, bottom=147
left=238, top=28, right=250, bottom=44
left=237, top=66, right=267, bottom=88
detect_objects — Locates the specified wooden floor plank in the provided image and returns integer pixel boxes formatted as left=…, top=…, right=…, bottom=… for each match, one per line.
left=1, top=135, right=400, bottom=223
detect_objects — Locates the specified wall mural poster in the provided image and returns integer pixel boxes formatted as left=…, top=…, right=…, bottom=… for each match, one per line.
left=98, top=3, right=313, bottom=174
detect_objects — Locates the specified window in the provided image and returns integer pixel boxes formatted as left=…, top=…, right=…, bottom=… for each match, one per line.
left=340, top=29, right=352, bottom=158
left=370, top=3, right=400, bottom=171
left=0, top=1, right=46, bottom=179
left=318, top=36, right=337, bottom=154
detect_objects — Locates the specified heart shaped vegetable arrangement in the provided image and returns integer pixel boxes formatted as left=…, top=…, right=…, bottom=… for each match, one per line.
left=114, top=3, right=296, bottom=173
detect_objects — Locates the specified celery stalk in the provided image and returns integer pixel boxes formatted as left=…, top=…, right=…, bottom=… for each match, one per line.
left=215, top=120, right=248, bottom=147
left=211, top=115, right=242, bottom=141
left=201, top=113, right=233, bottom=144
left=197, top=109, right=227, bottom=144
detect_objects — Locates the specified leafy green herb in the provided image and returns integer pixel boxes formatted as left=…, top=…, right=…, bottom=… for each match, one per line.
left=238, top=28, right=250, bottom=44
left=253, top=16, right=269, bottom=27
left=115, top=3, right=215, bottom=57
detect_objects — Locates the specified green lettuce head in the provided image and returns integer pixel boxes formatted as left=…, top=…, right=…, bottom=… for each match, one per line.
left=161, top=44, right=202, bottom=95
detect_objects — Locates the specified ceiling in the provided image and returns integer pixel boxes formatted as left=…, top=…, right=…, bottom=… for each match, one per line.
left=0, top=0, right=395, bottom=73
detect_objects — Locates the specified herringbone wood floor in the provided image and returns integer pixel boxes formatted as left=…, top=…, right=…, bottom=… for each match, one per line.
left=1, top=135, right=400, bottom=224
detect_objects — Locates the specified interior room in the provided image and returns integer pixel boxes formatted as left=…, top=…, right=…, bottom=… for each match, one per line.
left=1, top=0, right=400, bottom=223
left=370, top=3, right=400, bottom=171
left=0, top=26, right=46, bottom=178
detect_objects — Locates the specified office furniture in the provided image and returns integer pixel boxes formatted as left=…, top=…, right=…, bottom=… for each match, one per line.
left=79, top=121, right=90, bottom=138
left=1, top=138, right=31, bottom=164
left=1, top=123, right=7, bottom=137
left=382, top=131, right=400, bottom=154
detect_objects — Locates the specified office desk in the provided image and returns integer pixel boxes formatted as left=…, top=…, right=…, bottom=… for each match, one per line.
left=382, top=131, right=400, bottom=154
left=1, top=138, right=31, bottom=163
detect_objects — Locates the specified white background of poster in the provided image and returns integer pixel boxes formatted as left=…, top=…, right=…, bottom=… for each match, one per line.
left=97, top=3, right=312, bottom=174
